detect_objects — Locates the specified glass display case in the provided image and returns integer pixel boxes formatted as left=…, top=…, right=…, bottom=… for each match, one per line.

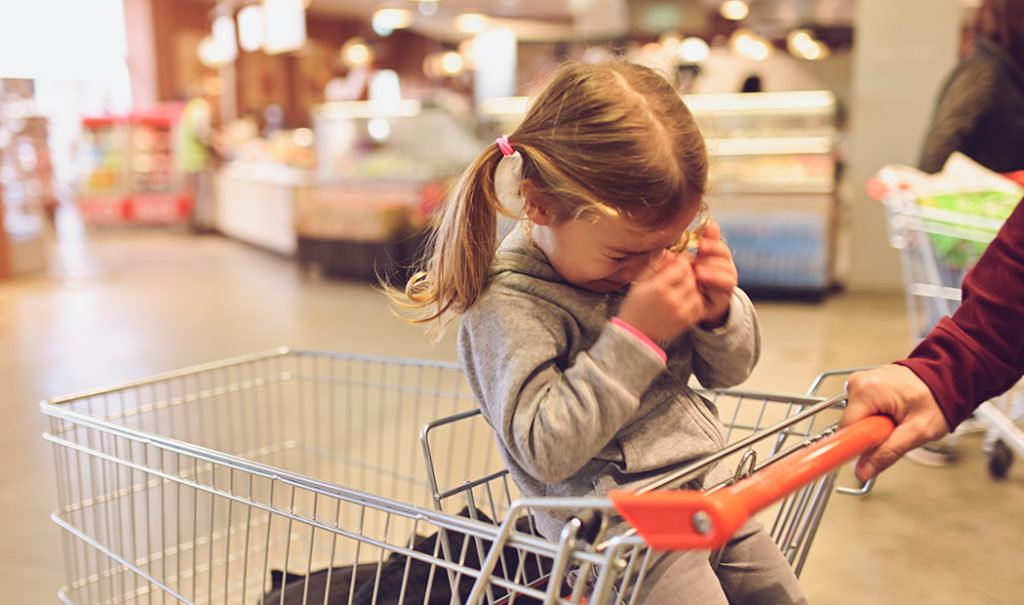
left=293, top=100, right=484, bottom=280
left=479, top=90, right=841, bottom=296
left=684, top=90, right=840, bottom=296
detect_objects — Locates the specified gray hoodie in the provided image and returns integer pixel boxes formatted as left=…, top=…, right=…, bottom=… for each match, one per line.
left=457, top=226, right=761, bottom=539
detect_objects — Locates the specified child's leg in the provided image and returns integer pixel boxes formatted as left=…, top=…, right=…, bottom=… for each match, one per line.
left=632, top=549, right=730, bottom=604
left=715, top=518, right=807, bottom=605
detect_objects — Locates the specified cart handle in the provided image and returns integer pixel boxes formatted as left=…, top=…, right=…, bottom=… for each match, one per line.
left=607, top=415, right=894, bottom=550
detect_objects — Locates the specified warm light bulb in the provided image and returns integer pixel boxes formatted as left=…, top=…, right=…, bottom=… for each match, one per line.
left=455, top=12, right=489, bottom=34
left=212, top=14, right=238, bottom=62
left=341, top=38, right=372, bottom=67
left=720, top=0, right=749, bottom=21
left=787, top=29, right=816, bottom=55
left=372, top=8, right=412, bottom=36
left=237, top=5, right=264, bottom=52
left=679, top=37, right=710, bottom=63
left=262, top=0, right=307, bottom=54
left=440, top=51, right=463, bottom=75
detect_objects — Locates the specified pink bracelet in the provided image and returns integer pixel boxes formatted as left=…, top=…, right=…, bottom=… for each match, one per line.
left=610, top=318, right=667, bottom=362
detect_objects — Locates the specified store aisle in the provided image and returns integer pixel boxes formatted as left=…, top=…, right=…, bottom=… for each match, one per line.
left=2, top=228, right=1020, bottom=604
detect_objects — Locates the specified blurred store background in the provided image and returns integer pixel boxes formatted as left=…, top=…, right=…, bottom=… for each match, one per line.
left=7, top=1, right=1023, bottom=604
left=0, top=0, right=970, bottom=297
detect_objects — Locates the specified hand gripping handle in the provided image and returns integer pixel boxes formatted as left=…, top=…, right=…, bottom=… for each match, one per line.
left=608, top=415, right=894, bottom=550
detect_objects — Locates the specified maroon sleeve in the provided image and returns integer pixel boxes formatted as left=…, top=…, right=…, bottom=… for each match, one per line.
left=895, top=197, right=1024, bottom=429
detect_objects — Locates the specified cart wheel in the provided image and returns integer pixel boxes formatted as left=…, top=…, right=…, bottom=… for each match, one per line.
left=987, top=440, right=1014, bottom=479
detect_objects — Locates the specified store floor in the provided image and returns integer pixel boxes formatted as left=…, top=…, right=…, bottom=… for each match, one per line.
left=2, top=223, right=1021, bottom=604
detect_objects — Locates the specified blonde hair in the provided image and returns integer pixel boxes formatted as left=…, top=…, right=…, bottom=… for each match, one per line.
left=388, top=60, right=708, bottom=338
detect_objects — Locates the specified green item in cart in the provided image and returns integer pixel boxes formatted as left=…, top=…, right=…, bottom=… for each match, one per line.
left=916, top=190, right=1019, bottom=269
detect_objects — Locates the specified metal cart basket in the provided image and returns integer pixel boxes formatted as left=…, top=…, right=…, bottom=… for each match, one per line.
left=882, top=192, right=1024, bottom=476
left=42, top=348, right=885, bottom=605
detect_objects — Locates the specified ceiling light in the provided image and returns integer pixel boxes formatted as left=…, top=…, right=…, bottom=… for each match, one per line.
left=197, top=34, right=224, bottom=67
left=455, top=12, right=489, bottom=34
left=730, top=28, right=772, bottom=61
left=720, top=0, right=749, bottom=21
left=417, top=1, right=439, bottom=17
left=341, top=38, right=372, bottom=68
left=787, top=29, right=830, bottom=61
left=372, top=8, right=412, bottom=37
left=679, top=37, right=710, bottom=63
left=237, top=5, right=264, bottom=52
left=786, top=29, right=815, bottom=55
left=212, top=14, right=238, bottom=63
left=263, top=0, right=307, bottom=54
left=440, top=51, right=464, bottom=75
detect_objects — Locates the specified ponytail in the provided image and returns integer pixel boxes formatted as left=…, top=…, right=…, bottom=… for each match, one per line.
left=387, top=144, right=521, bottom=339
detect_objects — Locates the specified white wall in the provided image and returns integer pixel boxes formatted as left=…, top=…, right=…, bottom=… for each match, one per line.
left=845, top=0, right=962, bottom=291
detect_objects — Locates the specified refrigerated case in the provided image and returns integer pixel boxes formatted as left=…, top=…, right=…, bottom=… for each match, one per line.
left=684, top=90, right=840, bottom=296
left=479, top=89, right=842, bottom=296
left=76, top=104, right=192, bottom=225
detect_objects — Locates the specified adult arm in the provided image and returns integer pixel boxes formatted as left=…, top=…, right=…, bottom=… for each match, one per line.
left=843, top=198, right=1024, bottom=479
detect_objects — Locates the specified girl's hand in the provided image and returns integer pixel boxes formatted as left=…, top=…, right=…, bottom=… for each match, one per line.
left=692, top=220, right=737, bottom=328
left=616, top=251, right=705, bottom=344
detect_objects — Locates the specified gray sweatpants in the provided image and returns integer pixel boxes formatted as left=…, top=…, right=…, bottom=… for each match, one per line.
left=633, top=518, right=807, bottom=604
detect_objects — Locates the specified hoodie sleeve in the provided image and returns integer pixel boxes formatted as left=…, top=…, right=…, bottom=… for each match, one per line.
left=896, top=198, right=1024, bottom=427
left=458, top=291, right=666, bottom=484
left=689, top=288, right=761, bottom=389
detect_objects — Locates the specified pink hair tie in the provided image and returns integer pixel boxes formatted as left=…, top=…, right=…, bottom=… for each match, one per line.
left=496, top=134, right=515, bottom=156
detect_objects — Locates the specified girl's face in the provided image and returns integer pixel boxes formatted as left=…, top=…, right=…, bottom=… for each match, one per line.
left=528, top=202, right=699, bottom=293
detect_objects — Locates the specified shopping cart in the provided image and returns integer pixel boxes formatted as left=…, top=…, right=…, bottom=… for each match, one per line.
left=881, top=191, right=1024, bottom=477
left=42, top=348, right=889, bottom=605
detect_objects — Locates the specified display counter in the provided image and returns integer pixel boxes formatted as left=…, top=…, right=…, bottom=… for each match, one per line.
left=684, top=90, right=840, bottom=296
left=211, top=100, right=479, bottom=281
left=480, top=90, right=841, bottom=296
left=214, top=162, right=311, bottom=256
left=289, top=100, right=479, bottom=280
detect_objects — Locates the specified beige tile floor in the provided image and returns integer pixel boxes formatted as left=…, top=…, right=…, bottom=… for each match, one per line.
left=2, top=224, right=1021, bottom=603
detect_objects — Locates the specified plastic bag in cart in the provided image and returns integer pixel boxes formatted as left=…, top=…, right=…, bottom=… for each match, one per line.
left=917, top=189, right=1019, bottom=268
left=869, top=152, right=1023, bottom=267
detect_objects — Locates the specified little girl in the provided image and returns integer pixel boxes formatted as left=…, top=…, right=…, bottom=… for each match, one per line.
left=392, top=60, right=806, bottom=604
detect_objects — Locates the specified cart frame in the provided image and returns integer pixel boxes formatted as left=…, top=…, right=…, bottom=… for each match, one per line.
left=42, top=348, right=876, bottom=605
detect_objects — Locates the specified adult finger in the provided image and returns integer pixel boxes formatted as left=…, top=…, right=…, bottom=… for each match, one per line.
left=853, top=422, right=927, bottom=481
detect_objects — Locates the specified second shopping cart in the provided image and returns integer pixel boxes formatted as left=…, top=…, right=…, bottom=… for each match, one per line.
left=879, top=178, right=1024, bottom=477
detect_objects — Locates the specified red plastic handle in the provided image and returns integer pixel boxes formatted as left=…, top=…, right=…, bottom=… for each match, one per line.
left=608, top=415, right=894, bottom=550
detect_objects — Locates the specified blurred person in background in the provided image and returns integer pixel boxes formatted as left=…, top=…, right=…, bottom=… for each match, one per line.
left=176, top=78, right=221, bottom=233
left=918, top=0, right=1024, bottom=174
left=841, top=199, right=1024, bottom=480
